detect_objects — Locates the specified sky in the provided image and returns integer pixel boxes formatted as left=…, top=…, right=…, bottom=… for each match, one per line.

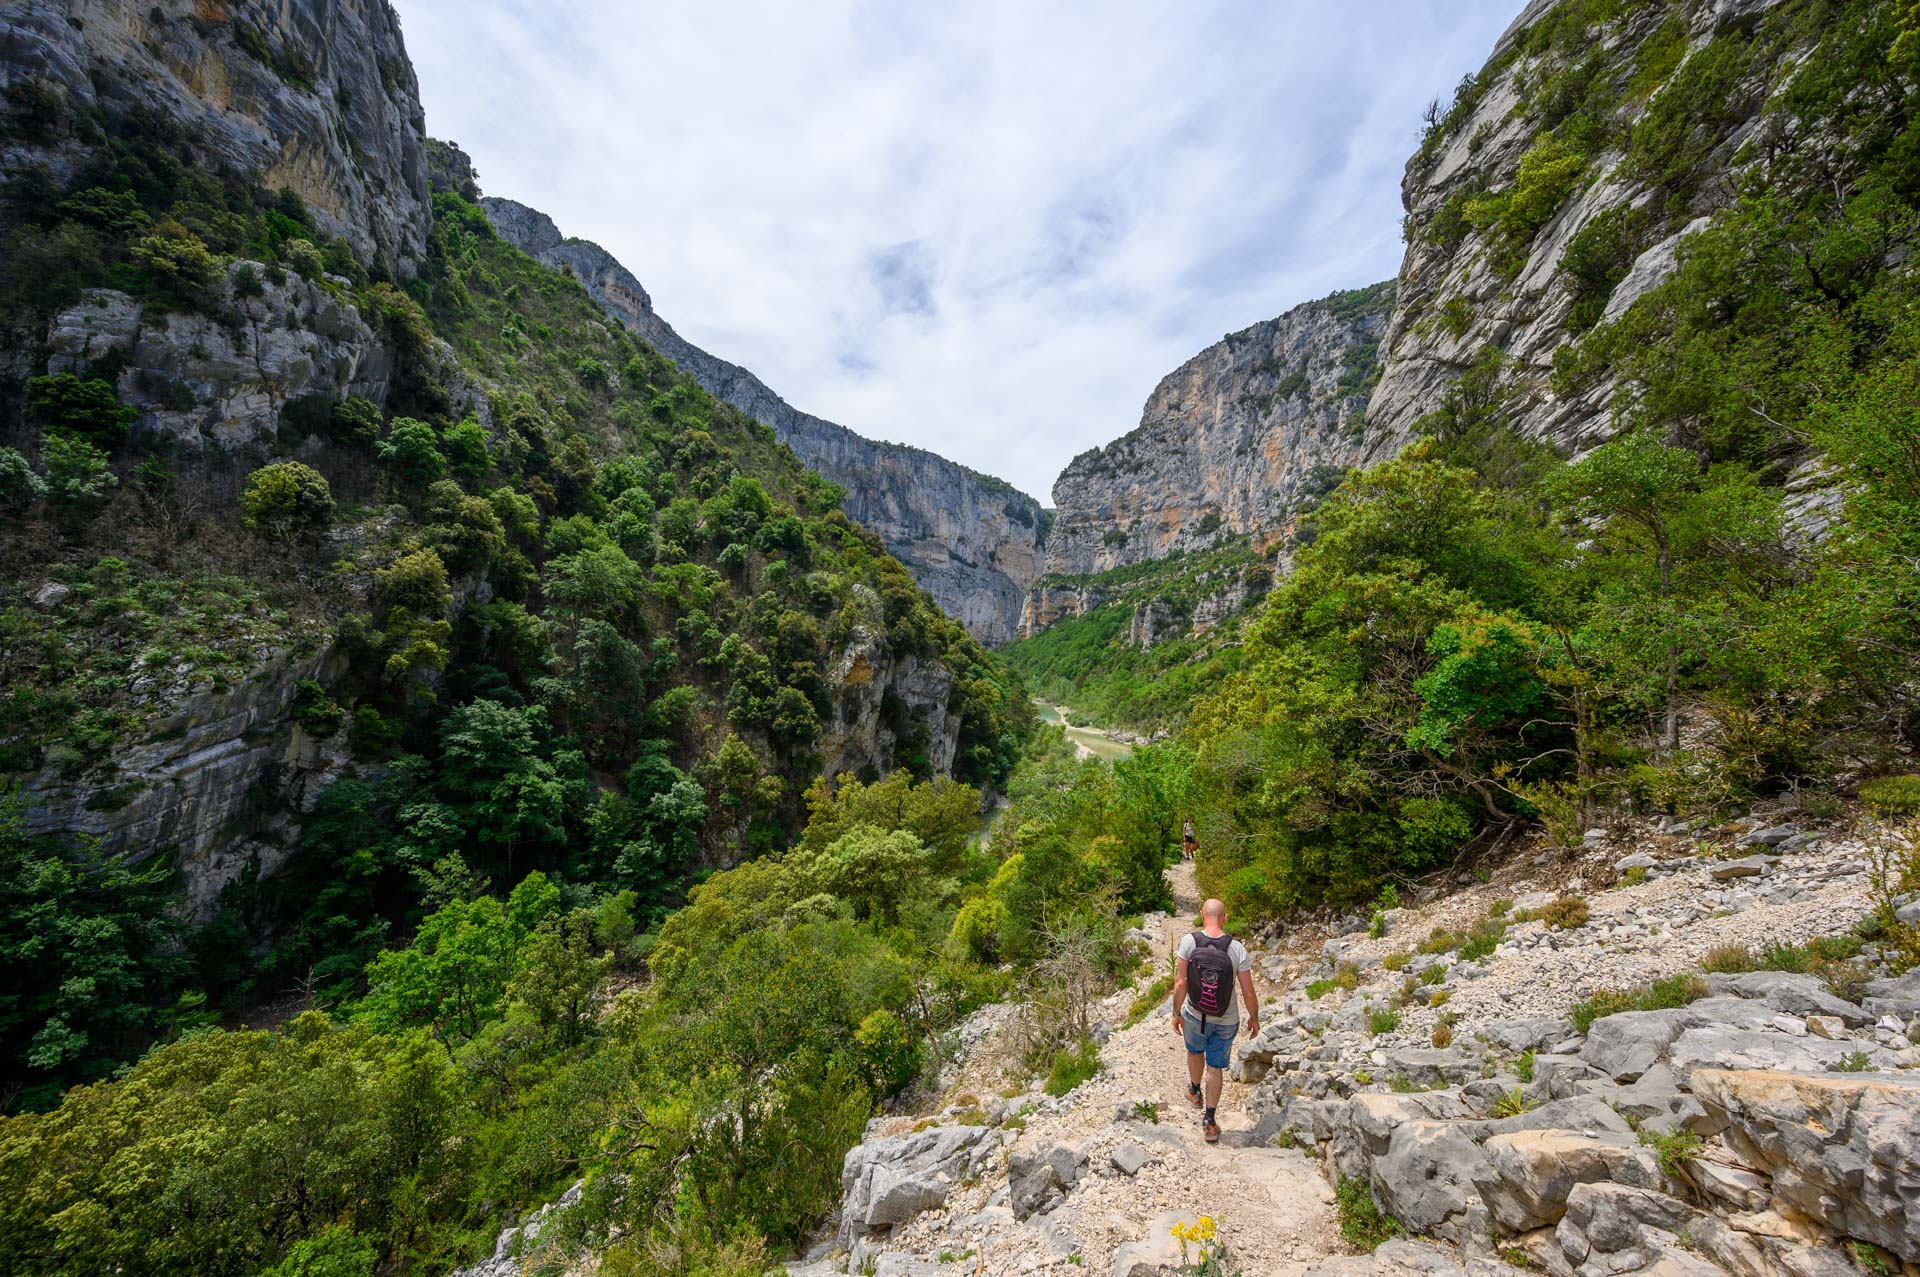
left=396, top=1, right=1520, bottom=502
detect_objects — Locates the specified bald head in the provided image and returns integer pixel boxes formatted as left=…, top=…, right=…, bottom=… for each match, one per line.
left=1202, top=898, right=1226, bottom=924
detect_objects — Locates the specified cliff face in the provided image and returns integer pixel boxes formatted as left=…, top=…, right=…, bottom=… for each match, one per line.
left=477, top=197, right=1046, bottom=644
left=1040, top=283, right=1393, bottom=582
left=0, top=0, right=431, bottom=272
left=1365, top=0, right=1803, bottom=452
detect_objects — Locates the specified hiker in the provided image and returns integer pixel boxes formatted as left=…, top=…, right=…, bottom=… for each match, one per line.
left=1170, top=897, right=1257, bottom=1143
left=1182, top=819, right=1197, bottom=861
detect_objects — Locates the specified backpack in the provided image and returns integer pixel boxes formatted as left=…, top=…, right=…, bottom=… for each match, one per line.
left=1188, top=932, right=1236, bottom=1022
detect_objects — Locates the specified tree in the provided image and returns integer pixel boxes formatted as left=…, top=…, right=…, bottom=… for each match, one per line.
left=38, top=431, right=115, bottom=507
left=24, top=374, right=135, bottom=445
left=1552, top=431, right=1700, bottom=755
left=242, top=461, right=334, bottom=540
left=0, top=792, right=185, bottom=1109
left=376, top=417, right=445, bottom=487
left=787, top=825, right=931, bottom=923
left=0, top=446, right=46, bottom=510
left=443, top=416, right=492, bottom=482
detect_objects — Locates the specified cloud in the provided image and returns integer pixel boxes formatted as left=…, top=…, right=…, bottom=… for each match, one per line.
left=394, top=0, right=1519, bottom=502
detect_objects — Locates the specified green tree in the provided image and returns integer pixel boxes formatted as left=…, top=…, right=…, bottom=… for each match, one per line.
left=376, top=417, right=446, bottom=487
left=241, top=461, right=334, bottom=540
left=24, top=374, right=135, bottom=444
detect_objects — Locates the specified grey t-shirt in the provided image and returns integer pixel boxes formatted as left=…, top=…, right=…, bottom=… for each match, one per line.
left=1177, top=932, right=1252, bottom=1027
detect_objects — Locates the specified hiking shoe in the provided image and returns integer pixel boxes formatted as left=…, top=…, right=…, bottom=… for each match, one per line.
left=1203, top=1117, right=1221, bottom=1143
left=1186, top=1083, right=1203, bottom=1109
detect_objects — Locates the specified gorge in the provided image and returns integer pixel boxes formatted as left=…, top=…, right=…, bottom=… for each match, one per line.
left=4, top=3, right=1920, bottom=1277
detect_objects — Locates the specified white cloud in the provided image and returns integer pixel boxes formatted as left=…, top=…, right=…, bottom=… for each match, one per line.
left=394, top=0, right=1518, bottom=501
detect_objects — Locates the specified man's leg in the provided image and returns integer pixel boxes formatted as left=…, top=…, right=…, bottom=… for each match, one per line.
left=1187, top=1048, right=1205, bottom=1089
left=1203, top=1063, right=1224, bottom=1108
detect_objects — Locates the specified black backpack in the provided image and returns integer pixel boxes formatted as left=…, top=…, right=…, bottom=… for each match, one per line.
left=1188, top=932, right=1236, bottom=1022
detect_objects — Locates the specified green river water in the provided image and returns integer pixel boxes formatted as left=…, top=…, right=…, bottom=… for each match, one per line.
left=1032, top=702, right=1134, bottom=762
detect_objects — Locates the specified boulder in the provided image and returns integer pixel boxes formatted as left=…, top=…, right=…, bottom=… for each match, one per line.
left=1111, top=1143, right=1150, bottom=1176
left=1370, top=1120, right=1491, bottom=1238
left=1691, top=1069, right=1920, bottom=1263
left=1611, top=1064, right=1706, bottom=1134
left=1705, top=972, right=1870, bottom=1026
left=1474, top=1129, right=1664, bottom=1232
left=30, top=582, right=70, bottom=610
left=1530, top=1053, right=1612, bottom=1100
left=1862, top=971, right=1920, bottom=1021
left=451, top=1181, right=585, bottom=1277
left=1667, top=1027, right=1865, bottom=1080
left=1485, top=1018, right=1577, bottom=1054
left=1805, top=1015, right=1847, bottom=1041
left=1738, top=825, right=1798, bottom=847
left=839, top=1125, right=989, bottom=1244
left=1008, top=1141, right=1087, bottom=1220
left=1580, top=1012, right=1693, bottom=1083
left=1382, top=1048, right=1480, bottom=1087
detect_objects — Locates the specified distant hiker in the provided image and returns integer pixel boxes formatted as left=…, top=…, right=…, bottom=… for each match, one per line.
left=1182, top=820, right=1197, bottom=861
left=1171, top=897, right=1257, bottom=1143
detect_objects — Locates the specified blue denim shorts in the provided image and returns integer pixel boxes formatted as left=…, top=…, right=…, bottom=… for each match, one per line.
left=1182, top=1015, right=1238, bottom=1068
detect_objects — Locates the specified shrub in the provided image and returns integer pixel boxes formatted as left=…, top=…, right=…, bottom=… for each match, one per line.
left=1639, top=1128, right=1704, bottom=1177
left=1419, top=964, right=1448, bottom=986
left=1045, top=1036, right=1100, bottom=1096
left=130, top=227, right=221, bottom=309
left=289, top=680, right=344, bottom=735
left=1542, top=895, right=1589, bottom=930
left=1432, top=1023, right=1454, bottom=1048
left=1515, top=1051, right=1536, bottom=1083
left=40, top=432, right=116, bottom=507
left=1382, top=951, right=1412, bottom=972
left=1571, top=974, right=1706, bottom=1032
left=1832, top=1051, right=1872, bottom=1074
left=1861, top=776, right=1920, bottom=818
left=242, top=461, right=334, bottom=539
left=1367, top=1007, right=1402, bottom=1036
left=1335, top=1177, right=1401, bottom=1251
left=1701, top=945, right=1758, bottom=974
left=1491, top=1088, right=1531, bottom=1118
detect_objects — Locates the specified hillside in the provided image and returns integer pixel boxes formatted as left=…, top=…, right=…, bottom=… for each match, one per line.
left=0, top=0, right=1028, bottom=1108
left=475, top=191, right=1047, bottom=645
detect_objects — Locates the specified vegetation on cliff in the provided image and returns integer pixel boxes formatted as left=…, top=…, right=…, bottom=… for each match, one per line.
left=0, top=82, right=1029, bottom=1111
left=1187, top=0, right=1920, bottom=916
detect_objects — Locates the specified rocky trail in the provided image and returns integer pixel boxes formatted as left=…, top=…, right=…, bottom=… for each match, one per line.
left=807, top=806, right=1920, bottom=1277
left=816, top=859, right=1340, bottom=1277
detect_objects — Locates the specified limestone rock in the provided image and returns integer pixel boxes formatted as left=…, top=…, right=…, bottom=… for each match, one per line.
left=1691, top=1069, right=1920, bottom=1263
left=1, top=0, right=430, bottom=271
left=1036, top=282, right=1395, bottom=585
left=450, top=1181, right=583, bottom=1277
left=838, top=1125, right=990, bottom=1246
left=1705, top=973, right=1870, bottom=1026
left=1300, top=1240, right=1470, bottom=1277
left=1475, top=1130, right=1664, bottom=1232
left=1007, top=1141, right=1087, bottom=1220
left=1667, top=1027, right=1867, bottom=1080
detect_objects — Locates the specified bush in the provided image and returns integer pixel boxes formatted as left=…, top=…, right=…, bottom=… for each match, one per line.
left=1700, top=945, right=1758, bottom=974
left=1045, top=1036, right=1100, bottom=1096
left=1491, top=1088, right=1531, bottom=1118
left=1639, top=1127, right=1704, bottom=1177
left=1861, top=776, right=1920, bottom=818
left=1431, top=1023, right=1454, bottom=1048
left=1367, top=1007, right=1402, bottom=1036
left=1571, top=974, right=1707, bottom=1032
left=1541, top=896, right=1589, bottom=931
left=242, top=462, right=334, bottom=540
left=1335, top=1176, right=1401, bottom=1251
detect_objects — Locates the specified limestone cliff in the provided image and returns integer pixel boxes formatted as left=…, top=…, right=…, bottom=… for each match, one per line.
left=0, top=0, right=432, bottom=273
left=1366, top=0, right=1809, bottom=452
left=1038, top=282, right=1393, bottom=584
left=476, top=196, right=1046, bottom=645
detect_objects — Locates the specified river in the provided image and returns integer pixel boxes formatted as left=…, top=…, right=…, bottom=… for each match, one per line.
left=1033, top=702, right=1134, bottom=762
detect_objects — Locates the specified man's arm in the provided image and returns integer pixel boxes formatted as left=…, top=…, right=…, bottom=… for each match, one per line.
left=1170, top=956, right=1189, bottom=1034
left=1238, top=969, right=1259, bottom=1034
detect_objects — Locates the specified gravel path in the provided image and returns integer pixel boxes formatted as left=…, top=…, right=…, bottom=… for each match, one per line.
left=872, top=861, right=1344, bottom=1277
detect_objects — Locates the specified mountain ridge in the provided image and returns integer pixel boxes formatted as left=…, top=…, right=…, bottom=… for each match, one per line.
left=472, top=191, right=1048, bottom=645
